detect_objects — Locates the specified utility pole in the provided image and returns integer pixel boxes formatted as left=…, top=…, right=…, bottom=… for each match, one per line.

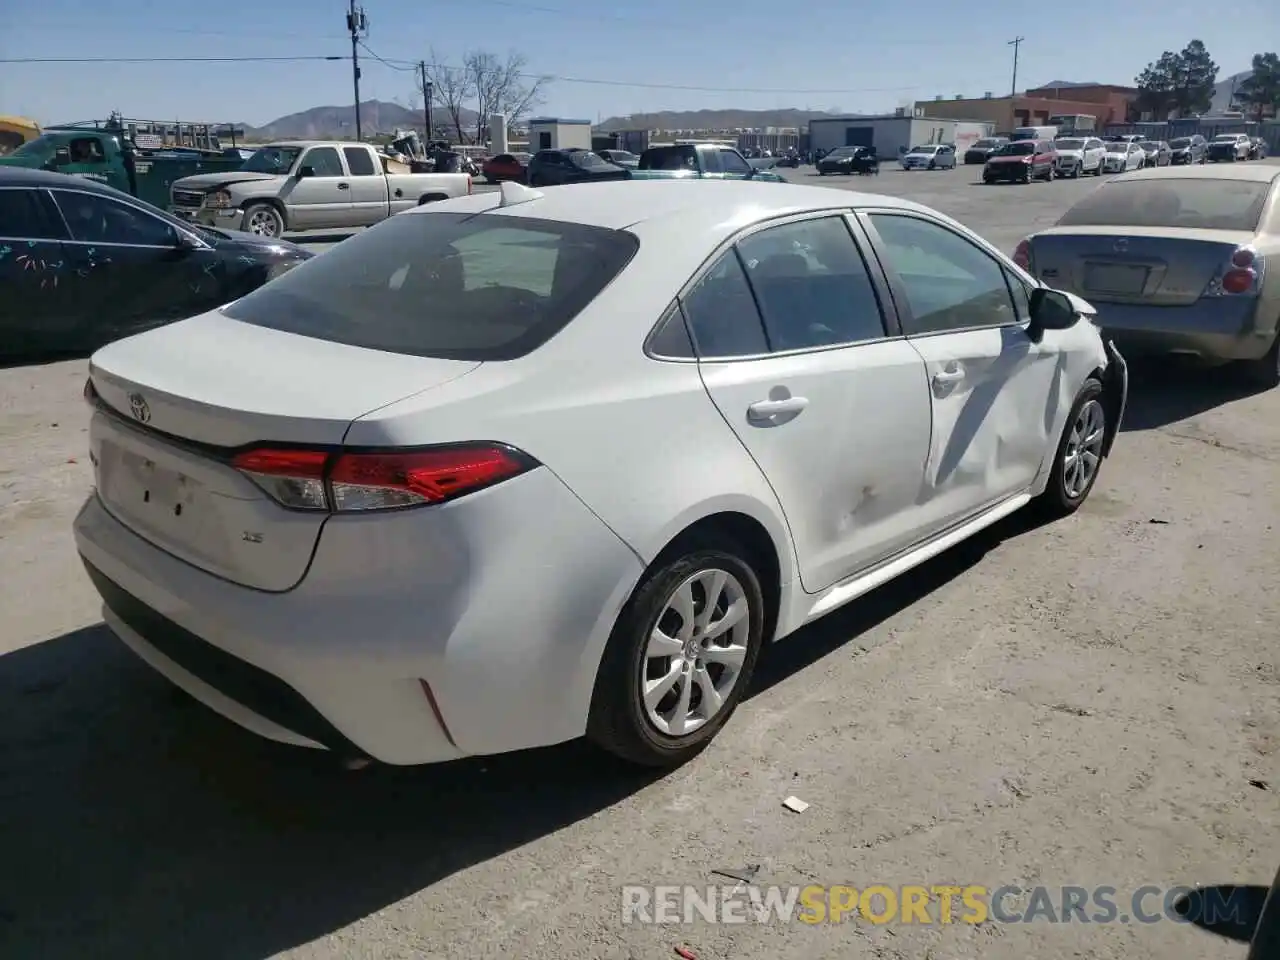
left=345, top=0, right=369, bottom=140
left=1007, top=36, right=1024, bottom=99
left=419, top=61, right=433, bottom=143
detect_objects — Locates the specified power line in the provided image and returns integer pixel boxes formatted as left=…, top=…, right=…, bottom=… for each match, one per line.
left=359, top=41, right=417, bottom=73
left=1, top=55, right=345, bottom=64
left=2, top=51, right=922, bottom=96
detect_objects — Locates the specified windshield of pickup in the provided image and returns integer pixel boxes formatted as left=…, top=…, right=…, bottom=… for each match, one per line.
left=997, top=142, right=1037, bottom=156
left=639, top=146, right=697, bottom=171
left=7, top=135, right=57, bottom=163
left=240, top=146, right=304, bottom=173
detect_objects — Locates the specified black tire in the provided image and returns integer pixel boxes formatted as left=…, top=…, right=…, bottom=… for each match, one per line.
left=529, top=174, right=544, bottom=187
left=1033, top=377, right=1106, bottom=518
left=927, top=160, right=936, bottom=170
left=587, top=543, right=766, bottom=767
left=1240, top=332, right=1280, bottom=390
left=241, top=202, right=285, bottom=238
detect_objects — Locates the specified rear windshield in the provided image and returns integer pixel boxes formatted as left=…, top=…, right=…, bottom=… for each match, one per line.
left=220, top=212, right=639, bottom=361
left=639, top=146, right=696, bottom=170
left=1056, top=179, right=1271, bottom=231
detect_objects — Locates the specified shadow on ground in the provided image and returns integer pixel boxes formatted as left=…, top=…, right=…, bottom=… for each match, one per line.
left=0, top=510, right=1042, bottom=959
left=1120, top=358, right=1269, bottom=432
left=0, top=348, right=89, bottom=371
left=1172, top=883, right=1270, bottom=943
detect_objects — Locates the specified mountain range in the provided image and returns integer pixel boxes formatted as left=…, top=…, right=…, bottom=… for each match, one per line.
left=236, top=70, right=1258, bottom=141
left=238, top=100, right=480, bottom=141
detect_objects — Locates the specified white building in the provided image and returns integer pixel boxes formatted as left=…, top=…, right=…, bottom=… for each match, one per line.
left=527, top=117, right=592, bottom=151
left=808, top=112, right=991, bottom=159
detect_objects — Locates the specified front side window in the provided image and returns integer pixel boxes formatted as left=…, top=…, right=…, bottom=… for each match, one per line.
left=221, top=212, right=639, bottom=361
left=301, top=147, right=344, bottom=177
left=680, top=251, right=768, bottom=358
left=868, top=214, right=1018, bottom=335
left=719, top=149, right=752, bottom=175
left=52, top=190, right=178, bottom=246
left=736, top=217, right=886, bottom=351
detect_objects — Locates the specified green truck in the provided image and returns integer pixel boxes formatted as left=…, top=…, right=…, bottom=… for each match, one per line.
left=0, top=116, right=246, bottom=209
left=626, top=143, right=788, bottom=182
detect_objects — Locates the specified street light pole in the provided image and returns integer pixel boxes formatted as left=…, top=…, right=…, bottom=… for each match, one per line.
left=346, top=0, right=369, bottom=140
left=1008, top=36, right=1025, bottom=99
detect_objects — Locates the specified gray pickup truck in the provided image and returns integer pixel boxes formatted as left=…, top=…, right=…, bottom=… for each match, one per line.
left=168, top=140, right=472, bottom=237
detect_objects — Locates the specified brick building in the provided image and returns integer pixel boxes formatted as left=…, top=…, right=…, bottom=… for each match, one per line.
left=913, top=84, right=1138, bottom=133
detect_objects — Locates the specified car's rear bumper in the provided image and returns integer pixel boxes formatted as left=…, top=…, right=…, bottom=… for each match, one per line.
left=1091, top=297, right=1268, bottom=362
left=73, top=467, right=644, bottom=765
left=983, top=165, right=1033, bottom=181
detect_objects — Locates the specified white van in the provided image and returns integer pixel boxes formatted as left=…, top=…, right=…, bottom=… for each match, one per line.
left=1010, top=125, right=1058, bottom=142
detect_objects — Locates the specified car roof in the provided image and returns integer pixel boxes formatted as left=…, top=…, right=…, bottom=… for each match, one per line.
left=1112, top=164, right=1280, bottom=185
left=0, top=166, right=136, bottom=200
left=405, top=179, right=930, bottom=232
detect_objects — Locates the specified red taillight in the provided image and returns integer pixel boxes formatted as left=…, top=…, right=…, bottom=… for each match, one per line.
left=231, top=443, right=536, bottom=512
left=1013, top=238, right=1032, bottom=271
left=1222, top=268, right=1256, bottom=294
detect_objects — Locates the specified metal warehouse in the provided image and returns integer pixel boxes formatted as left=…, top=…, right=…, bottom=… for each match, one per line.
left=808, top=112, right=993, bottom=160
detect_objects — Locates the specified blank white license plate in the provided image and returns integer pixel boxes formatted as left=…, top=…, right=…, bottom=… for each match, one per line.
left=1085, top=263, right=1148, bottom=295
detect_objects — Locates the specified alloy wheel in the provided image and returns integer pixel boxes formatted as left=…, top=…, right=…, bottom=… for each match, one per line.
left=1063, top=399, right=1106, bottom=498
left=640, top=568, right=750, bottom=737
left=246, top=209, right=280, bottom=237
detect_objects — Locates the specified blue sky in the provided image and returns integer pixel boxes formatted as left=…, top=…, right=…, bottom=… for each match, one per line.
left=0, top=0, right=1269, bottom=127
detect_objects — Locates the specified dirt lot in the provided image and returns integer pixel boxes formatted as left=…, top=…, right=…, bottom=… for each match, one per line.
left=1, top=164, right=1278, bottom=960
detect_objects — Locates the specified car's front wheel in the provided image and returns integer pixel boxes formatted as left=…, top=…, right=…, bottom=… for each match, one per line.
left=1034, top=378, right=1107, bottom=517
left=588, top=544, right=766, bottom=767
left=242, top=203, right=285, bottom=238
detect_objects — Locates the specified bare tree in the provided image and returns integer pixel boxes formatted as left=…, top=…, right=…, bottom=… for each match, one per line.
left=463, top=50, right=549, bottom=144
left=422, top=50, right=475, bottom=143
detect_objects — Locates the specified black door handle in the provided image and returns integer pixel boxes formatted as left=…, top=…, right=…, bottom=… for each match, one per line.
left=337, top=182, right=350, bottom=190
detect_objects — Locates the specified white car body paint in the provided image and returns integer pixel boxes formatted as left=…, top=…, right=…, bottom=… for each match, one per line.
left=74, top=179, right=1117, bottom=765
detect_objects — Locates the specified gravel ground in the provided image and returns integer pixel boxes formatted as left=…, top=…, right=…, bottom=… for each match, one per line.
left=1, top=162, right=1278, bottom=960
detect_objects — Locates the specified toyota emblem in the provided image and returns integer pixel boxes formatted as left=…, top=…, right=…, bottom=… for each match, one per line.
left=1113, top=238, right=1129, bottom=252
left=128, top=392, right=151, bottom=423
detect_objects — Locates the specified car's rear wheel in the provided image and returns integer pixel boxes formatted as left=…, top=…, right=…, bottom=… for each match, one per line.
left=588, top=545, right=765, bottom=767
left=1240, top=332, right=1280, bottom=389
left=1034, top=378, right=1106, bottom=517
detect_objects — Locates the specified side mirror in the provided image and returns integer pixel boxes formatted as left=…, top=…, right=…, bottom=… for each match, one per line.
left=296, top=165, right=315, bottom=179
left=1026, top=287, right=1078, bottom=342
left=174, top=231, right=202, bottom=252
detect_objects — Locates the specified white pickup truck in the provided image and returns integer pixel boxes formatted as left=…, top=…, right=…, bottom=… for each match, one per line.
left=168, top=140, right=472, bottom=237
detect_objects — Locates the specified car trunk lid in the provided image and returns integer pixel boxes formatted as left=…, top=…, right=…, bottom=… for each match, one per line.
left=1028, top=226, right=1255, bottom=306
left=87, top=311, right=480, bottom=591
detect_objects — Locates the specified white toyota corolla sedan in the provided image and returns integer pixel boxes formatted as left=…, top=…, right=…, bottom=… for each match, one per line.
left=74, top=179, right=1128, bottom=768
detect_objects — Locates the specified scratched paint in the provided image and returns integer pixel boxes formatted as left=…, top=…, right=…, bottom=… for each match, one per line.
left=15, top=253, right=64, bottom=289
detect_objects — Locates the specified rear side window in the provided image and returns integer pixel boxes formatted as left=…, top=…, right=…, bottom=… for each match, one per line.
left=680, top=252, right=769, bottom=358
left=221, top=212, right=639, bottom=361
left=0, top=187, right=66, bottom=239
left=736, top=217, right=886, bottom=350
left=343, top=147, right=377, bottom=176
left=1057, top=179, right=1270, bottom=231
